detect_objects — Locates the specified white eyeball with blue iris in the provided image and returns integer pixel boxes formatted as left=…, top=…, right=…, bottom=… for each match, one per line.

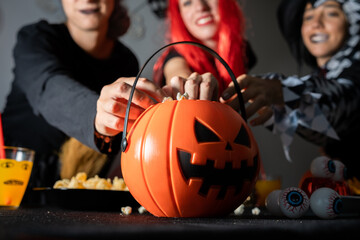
left=310, top=156, right=336, bottom=178
left=279, top=187, right=310, bottom=218
left=310, top=187, right=342, bottom=219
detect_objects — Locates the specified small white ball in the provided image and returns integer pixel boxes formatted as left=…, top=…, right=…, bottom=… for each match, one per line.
left=310, top=187, right=341, bottom=219
left=310, top=156, right=336, bottom=178
left=265, top=189, right=283, bottom=216
left=332, top=160, right=346, bottom=182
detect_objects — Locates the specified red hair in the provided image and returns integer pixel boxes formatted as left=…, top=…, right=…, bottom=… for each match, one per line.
left=153, top=0, right=248, bottom=94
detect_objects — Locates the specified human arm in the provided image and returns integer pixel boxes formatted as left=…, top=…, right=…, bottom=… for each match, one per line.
left=220, top=70, right=360, bottom=148
left=12, top=23, right=102, bottom=151
left=12, top=22, right=166, bottom=154
left=163, top=57, right=192, bottom=83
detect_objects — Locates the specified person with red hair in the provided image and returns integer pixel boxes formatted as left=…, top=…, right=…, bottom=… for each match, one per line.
left=153, top=0, right=256, bottom=99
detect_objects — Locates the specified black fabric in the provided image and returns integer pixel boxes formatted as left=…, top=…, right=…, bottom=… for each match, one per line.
left=1, top=20, right=139, bottom=188
left=277, top=0, right=309, bottom=66
left=271, top=0, right=360, bottom=180
left=295, top=68, right=360, bottom=180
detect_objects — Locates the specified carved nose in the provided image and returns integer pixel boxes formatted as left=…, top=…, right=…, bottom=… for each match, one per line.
left=225, top=142, right=232, bottom=151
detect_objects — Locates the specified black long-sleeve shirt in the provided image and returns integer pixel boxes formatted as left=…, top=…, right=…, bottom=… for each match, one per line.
left=2, top=20, right=139, bottom=187
left=3, top=20, right=138, bottom=154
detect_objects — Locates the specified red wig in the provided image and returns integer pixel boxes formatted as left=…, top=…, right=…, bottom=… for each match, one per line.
left=153, top=0, right=248, bottom=94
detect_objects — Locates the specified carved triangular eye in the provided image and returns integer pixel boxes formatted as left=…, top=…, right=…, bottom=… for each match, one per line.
left=195, top=120, right=220, bottom=143
left=234, top=126, right=250, bottom=147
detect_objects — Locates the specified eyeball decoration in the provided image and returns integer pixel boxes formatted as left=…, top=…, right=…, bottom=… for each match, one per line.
left=310, top=187, right=342, bottom=219
left=332, top=160, right=347, bottom=182
left=310, top=156, right=336, bottom=178
left=265, top=189, right=283, bottom=216
left=279, top=187, right=310, bottom=218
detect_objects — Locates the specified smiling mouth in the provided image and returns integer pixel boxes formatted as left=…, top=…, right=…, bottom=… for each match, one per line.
left=197, top=16, right=214, bottom=25
left=80, top=8, right=100, bottom=14
left=310, top=34, right=329, bottom=43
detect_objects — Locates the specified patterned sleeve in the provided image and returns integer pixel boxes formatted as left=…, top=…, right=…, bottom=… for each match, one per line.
left=258, top=68, right=360, bottom=161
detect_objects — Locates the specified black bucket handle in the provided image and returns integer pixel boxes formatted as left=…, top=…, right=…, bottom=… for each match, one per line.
left=121, top=41, right=246, bottom=152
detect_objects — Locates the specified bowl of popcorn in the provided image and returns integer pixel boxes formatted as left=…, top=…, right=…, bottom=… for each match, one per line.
left=53, top=172, right=129, bottom=191
left=35, top=172, right=140, bottom=212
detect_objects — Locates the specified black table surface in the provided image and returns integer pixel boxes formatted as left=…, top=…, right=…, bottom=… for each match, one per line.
left=1, top=205, right=359, bottom=240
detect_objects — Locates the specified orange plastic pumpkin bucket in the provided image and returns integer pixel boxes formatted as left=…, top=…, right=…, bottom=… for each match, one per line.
left=121, top=41, right=260, bottom=217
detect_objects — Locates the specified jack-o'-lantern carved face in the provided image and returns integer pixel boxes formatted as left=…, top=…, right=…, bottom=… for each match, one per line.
left=178, top=119, right=258, bottom=200
left=121, top=99, right=259, bottom=217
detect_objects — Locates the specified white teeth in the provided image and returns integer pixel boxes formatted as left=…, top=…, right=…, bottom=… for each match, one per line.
left=311, top=34, right=329, bottom=43
left=197, top=16, right=213, bottom=25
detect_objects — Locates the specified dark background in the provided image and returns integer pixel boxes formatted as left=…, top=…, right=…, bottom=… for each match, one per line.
left=0, top=0, right=320, bottom=188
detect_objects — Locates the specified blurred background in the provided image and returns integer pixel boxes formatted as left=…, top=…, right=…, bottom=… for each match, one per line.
left=0, top=0, right=320, bottom=188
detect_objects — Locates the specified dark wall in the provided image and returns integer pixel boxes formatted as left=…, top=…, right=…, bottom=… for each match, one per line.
left=0, top=0, right=319, bottom=187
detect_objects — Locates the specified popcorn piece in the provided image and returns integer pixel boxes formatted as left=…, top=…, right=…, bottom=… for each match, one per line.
left=53, top=179, right=70, bottom=189
left=95, top=178, right=112, bottom=190
left=234, top=204, right=245, bottom=215
left=251, top=207, right=261, bottom=216
left=75, top=172, right=87, bottom=183
left=176, top=92, right=189, bottom=100
left=112, top=177, right=127, bottom=191
left=138, top=206, right=147, bottom=214
left=67, top=177, right=85, bottom=189
left=82, top=175, right=100, bottom=189
left=162, top=96, right=173, bottom=103
left=121, top=206, right=132, bottom=215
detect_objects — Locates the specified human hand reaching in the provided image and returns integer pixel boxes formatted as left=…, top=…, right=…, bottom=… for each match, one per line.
left=162, top=72, right=219, bottom=101
left=95, top=77, right=168, bottom=136
left=220, top=74, right=284, bottom=126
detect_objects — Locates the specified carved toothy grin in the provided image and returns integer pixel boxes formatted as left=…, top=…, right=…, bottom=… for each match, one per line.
left=177, top=149, right=258, bottom=199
